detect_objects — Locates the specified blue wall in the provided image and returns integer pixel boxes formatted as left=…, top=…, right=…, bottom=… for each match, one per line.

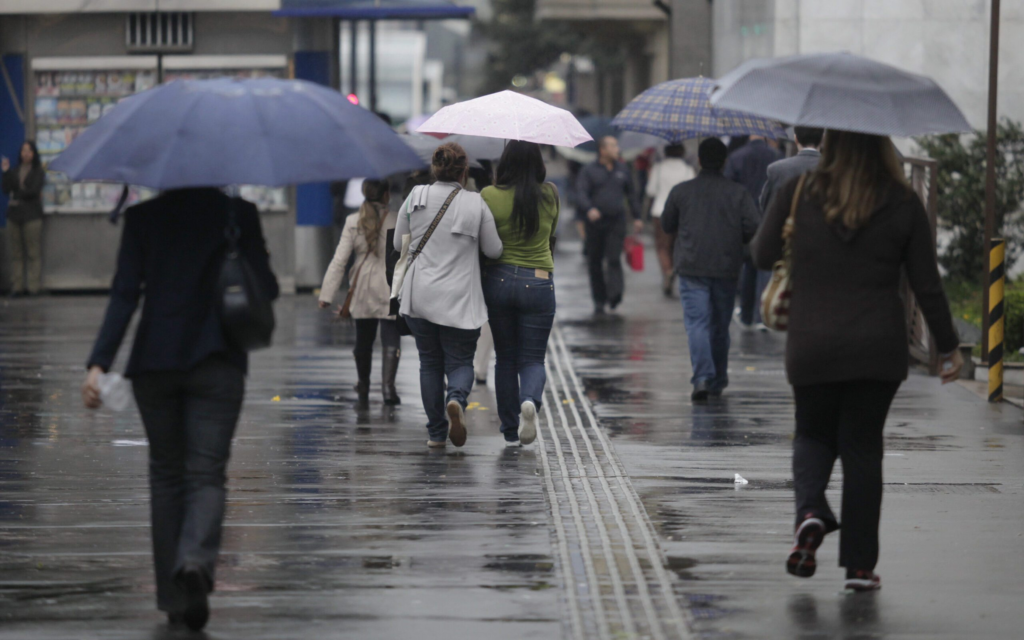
left=0, top=55, right=25, bottom=228
left=293, top=51, right=334, bottom=227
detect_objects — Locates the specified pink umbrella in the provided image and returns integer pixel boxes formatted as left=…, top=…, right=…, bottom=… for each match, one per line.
left=416, top=90, right=593, bottom=148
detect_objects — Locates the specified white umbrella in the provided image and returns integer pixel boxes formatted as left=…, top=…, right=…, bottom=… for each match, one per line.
left=710, top=52, right=971, bottom=137
left=416, top=90, right=592, bottom=147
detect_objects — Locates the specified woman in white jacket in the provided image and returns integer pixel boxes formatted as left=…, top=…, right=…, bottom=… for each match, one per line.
left=319, top=179, right=401, bottom=405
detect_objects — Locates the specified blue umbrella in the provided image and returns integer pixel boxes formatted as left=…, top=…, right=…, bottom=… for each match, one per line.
left=612, top=77, right=785, bottom=143
left=49, top=78, right=424, bottom=189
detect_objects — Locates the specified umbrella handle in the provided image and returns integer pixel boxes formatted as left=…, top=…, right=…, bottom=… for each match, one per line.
left=108, top=185, right=130, bottom=225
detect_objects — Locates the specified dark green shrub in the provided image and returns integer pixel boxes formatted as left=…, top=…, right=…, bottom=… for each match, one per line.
left=1004, top=289, right=1024, bottom=357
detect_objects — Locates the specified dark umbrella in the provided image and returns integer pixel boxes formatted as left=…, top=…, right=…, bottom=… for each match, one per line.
left=50, top=78, right=424, bottom=188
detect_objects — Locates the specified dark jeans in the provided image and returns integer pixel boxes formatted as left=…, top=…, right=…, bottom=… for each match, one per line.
left=585, top=218, right=625, bottom=307
left=792, top=380, right=901, bottom=572
left=131, top=356, right=245, bottom=613
left=738, top=257, right=771, bottom=325
left=678, top=276, right=736, bottom=391
left=405, top=316, right=480, bottom=441
left=483, top=264, right=556, bottom=441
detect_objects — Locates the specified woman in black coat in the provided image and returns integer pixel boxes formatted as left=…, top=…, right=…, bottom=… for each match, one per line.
left=2, top=141, right=46, bottom=296
left=81, top=188, right=278, bottom=631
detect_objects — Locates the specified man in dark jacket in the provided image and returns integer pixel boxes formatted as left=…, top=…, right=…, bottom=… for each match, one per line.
left=662, top=138, right=759, bottom=400
left=577, top=136, right=643, bottom=314
left=82, top=188, right=278, bottom=632
left=724, top=134, right=782, bottom=329
left=760, top=127, right=824, bottom=212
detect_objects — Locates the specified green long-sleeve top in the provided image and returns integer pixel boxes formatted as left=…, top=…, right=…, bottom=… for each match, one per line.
left=481, top=184, right=559, bottom=273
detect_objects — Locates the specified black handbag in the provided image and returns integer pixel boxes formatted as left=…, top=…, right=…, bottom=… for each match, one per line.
left=217, top=199, right=276, bottom=351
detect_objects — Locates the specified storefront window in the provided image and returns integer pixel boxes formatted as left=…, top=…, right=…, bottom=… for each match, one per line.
left=35, top=68, right=157, bottom=213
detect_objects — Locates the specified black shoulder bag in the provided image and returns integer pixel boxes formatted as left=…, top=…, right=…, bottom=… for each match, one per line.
left=392, top=186, right=461, bottom=336
left=217, top=198, right=276, bottom=351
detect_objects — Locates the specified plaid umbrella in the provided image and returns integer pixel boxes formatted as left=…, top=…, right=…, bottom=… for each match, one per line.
left=612, top=77, right=785, bottom=143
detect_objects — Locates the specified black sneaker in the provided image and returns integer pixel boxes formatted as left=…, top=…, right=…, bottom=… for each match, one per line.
left=691, top=381, right=710, bottom=402
left=609, top=296, right=622, bottom=310
left=845, top=570, right=881, bottom=591
left=179, top=567, right=210, bottom=631
left=786, top=517, right=825, bottom=578
left=594, top=305, right=606, bottom=316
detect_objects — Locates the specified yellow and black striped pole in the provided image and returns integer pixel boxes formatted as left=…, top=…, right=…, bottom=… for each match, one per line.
left=988, top=239, right=1005, bottom=402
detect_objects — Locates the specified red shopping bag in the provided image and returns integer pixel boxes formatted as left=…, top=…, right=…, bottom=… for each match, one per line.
left=623, top=235, right=644, bottom=272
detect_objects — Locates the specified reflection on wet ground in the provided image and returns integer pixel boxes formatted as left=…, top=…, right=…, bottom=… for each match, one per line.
left=0, top=297, right=560, bottom=639
left=2, top=235, right=1024, bottom=639
left=554, top=240, right=1024, bottom=640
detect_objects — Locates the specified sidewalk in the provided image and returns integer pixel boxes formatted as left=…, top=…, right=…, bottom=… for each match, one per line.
left=1, top=230, right=1021, bottom=639
left=0, top=296, right=562, bottom=639
left=554, top=236, right=1024, bottom=639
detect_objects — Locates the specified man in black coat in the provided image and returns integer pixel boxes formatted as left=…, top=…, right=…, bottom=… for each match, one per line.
left=760, top=127, right=824, bottom=212
left=82, top=188, right=278, bottom=632
left=577, top=136, right=643, bottom=315
left=662, top=139, right=759, bottom=401
left=724, top=134, right=783, bottom=329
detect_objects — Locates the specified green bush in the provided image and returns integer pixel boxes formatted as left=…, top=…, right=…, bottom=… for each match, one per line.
left=1005, top=289, right=1024, bottom=357
left=917, top=120, right=1024, bottom=283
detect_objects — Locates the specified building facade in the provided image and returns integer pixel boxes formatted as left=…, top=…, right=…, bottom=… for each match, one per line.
left=714, top=0, right=1024, bottom=131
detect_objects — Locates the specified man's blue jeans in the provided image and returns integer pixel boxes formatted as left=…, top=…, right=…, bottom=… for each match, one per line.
left=405, top=317, right=480, bottom=442
left=678, top=276, right=737, bottom=392
left=483, top=264, right=556, bottom=442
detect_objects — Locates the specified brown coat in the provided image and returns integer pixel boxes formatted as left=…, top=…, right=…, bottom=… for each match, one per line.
left=751, top=176, right=959, bottom=386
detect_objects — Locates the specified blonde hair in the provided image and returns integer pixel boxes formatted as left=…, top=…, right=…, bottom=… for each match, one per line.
left=358, top=179, right=390, bottom=256
left=810, top=130, right=909, bottom=229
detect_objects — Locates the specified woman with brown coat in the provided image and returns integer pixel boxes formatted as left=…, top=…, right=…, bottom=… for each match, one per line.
left=752, top=130, right=963, bottom=592
left=319, top=179, right=401, bottom=405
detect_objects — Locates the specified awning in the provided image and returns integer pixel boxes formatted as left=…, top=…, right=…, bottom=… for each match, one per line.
left=275, top=0, right=474, bottom=19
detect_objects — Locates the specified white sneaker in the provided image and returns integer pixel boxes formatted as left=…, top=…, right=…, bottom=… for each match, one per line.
left=756, top=322, right=770, bottom=333
left=504, top=440, right=522, bottom=448
left=519, top=400, right=538, bottom=445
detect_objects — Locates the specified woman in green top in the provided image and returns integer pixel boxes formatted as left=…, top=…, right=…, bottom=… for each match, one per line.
left=480, top=141, right=560, bottom=447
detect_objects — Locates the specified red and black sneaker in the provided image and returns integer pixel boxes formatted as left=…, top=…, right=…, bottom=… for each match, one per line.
left=845, top=570, right=881, bottom=592
left=786, top=517, right=826, bottom=578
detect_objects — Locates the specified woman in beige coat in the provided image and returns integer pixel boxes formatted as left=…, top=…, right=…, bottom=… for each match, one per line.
left=319, top=179, right=401, bottom=405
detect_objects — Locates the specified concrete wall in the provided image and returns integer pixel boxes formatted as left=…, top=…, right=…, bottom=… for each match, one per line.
left=714, top=0, right=1024, bottom=131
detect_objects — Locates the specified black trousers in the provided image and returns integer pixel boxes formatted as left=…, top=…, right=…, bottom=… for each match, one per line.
left=354, top=318, right=399, bottom=357
left=585, top=218, right=626, bottom=307
left=132, top=356, right=245, bottom=613
left=792, top=380, right=901, bottom=572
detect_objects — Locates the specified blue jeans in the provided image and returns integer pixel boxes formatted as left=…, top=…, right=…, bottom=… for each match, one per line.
left=678, top=276, right=737, bottom=392
left=483, top=264, right=556, bottom=441
left=405, top=316, right=480, bottom=441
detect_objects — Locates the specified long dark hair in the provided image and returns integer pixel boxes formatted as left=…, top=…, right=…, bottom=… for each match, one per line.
left=495, top=141, right=551, bottom=241
left=20, top=141, right=41, bottom=170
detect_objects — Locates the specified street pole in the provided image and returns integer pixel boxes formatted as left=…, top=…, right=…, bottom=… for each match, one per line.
left=982, top=0, right=1000, bottom=359
left=372, top=0, right=381, bottom=112
left=349, top=20, right=359, bottom=99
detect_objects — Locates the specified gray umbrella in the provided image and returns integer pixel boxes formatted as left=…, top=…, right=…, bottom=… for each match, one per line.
left=710, top=52, right=971, bottom=137
left=400, top=133, right=483, bottom=169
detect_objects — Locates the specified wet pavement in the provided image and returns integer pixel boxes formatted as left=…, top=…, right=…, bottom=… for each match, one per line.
left=1, top=228, right=1022, bottom=639
left=554, top=239, right=1024, bottom=639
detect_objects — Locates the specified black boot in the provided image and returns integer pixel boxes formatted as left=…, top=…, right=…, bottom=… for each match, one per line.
left=354, top=350, right=372, bottom=404
left=382, top=346, right=401, bottom=406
